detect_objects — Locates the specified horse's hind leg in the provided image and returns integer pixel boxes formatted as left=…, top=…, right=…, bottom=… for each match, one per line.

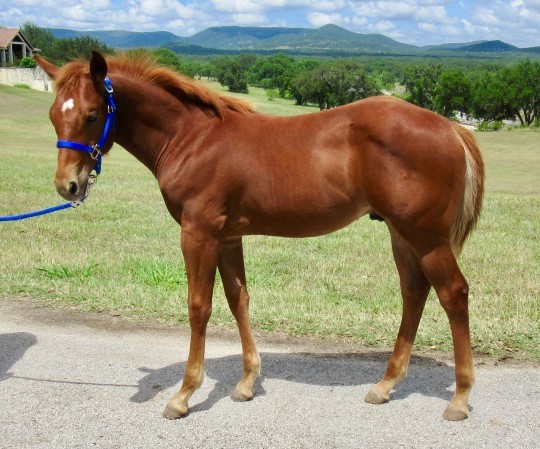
left=366, top=222, right=474, bottom=421
left=365, top=227, right=431, bottom=405
left=218, top=239, right=261, bottom=402
left=419, top=244, right=474, bottom=420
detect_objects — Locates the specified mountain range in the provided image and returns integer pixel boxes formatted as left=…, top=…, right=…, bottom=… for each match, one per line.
left=49, top=24, right=540, bottom=56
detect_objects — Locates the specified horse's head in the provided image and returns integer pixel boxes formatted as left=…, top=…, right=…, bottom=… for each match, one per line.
left=35, top=52, right=114, bottom=201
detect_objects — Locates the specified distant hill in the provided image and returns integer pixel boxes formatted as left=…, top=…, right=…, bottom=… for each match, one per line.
left=456, top=40, right=519, bottom=53
left=182, top=24, right=418, bottom=54
left=423, top=41, right=487, bottom=51
left=185, top=26, right=307, bottom=48
left=48, top=25, right=538, bottom=57
left=48, top=28, right=183, bottom=48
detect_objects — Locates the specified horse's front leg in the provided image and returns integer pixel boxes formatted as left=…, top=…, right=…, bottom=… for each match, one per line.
left=218, top=239, right=261, bottom=402
left=163, top=230, right=218, bottom=420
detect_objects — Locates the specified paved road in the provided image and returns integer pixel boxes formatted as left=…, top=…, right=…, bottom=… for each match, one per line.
left=0, top=300, right=538, bottom=449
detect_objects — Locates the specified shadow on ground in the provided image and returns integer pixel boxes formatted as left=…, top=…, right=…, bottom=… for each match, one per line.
left=132, top=351, right=454, bottom=414
left=0, top=332, right=38, bottom=381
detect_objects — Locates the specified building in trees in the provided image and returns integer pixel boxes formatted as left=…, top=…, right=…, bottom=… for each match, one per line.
left=0, top=28, right=36, bottom=67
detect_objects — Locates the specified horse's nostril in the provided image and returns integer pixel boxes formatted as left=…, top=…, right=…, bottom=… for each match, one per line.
left=68, top=181, right=78, bottom=196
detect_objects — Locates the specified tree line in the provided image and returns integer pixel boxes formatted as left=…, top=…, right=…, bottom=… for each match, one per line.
left=21, top=23, right=539, bottom=127
left=174, top=50, right=538, bottom=127
left=402, top=61, right=540, bottom=126
left=21, top=22, right=113, bottom=66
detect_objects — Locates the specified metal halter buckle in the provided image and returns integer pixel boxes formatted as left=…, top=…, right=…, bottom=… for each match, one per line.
left=90, top=145, right=102, bottom=160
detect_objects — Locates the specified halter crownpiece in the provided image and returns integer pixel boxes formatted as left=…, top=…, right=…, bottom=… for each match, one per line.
left=56, top=77, right=117, bottom=175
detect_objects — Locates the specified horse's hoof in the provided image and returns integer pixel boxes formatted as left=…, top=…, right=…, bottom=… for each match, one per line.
left=162, top=401, right=188, bottom=420
left=231, top=387, right=253, bottom=402
left=442, top=404, right=468, bottom=421
left=364, top=388, right=389, bottom=405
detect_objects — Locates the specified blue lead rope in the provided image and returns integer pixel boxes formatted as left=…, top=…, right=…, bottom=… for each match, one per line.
left=0, top=202, right=73, bottom=222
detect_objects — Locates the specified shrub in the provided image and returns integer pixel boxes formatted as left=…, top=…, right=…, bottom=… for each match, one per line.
left=266, top=89, right=279, bottom=102
left=476, top=120, right=504, bottom=132
left=19, top=57, right=36, bottom=68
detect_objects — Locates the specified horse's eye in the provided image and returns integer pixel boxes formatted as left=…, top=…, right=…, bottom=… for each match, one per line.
left=87, top=114, right=98, bottom=123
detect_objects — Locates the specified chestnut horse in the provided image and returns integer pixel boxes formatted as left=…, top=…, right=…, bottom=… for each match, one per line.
left=35, top=51, right=484, bottom=421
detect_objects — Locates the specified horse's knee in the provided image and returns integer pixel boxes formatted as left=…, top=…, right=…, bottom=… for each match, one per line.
left=188, top=301, right=212, bottom=326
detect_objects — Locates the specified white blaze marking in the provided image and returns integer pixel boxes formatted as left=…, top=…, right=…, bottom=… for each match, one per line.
left=61, top=99, right=75, bottom=112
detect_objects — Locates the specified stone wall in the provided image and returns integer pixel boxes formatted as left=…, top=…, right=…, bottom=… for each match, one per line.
left=0, top=67, right=53, bottom=92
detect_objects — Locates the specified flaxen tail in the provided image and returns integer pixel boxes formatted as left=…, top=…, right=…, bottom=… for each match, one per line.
left=450, top=122, right=485, bottom=254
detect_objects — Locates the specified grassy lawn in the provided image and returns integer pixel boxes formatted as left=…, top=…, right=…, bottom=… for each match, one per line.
left=0, top=84, right=538, bottom=361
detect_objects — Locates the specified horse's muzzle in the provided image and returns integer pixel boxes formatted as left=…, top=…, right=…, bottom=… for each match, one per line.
left=54, top=177, right=85, bottom=202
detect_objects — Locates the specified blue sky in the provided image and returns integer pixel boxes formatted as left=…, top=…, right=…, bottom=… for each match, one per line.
left=3, top=0, right=540, bottom=47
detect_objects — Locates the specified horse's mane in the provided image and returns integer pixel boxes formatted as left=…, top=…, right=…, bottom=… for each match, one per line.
left=54, top=52, right=254, bottom=118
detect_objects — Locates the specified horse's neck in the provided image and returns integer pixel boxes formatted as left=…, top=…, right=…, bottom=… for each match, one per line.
left=112, top=76, right=208, bottom=175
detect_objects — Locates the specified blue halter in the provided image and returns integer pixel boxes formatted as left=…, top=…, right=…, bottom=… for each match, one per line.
left=56, top=77, right=117, bottom=175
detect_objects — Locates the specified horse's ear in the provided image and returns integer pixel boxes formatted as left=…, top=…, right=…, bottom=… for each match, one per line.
left=90, top=51, right=108, bottom=85
left=34, top=55, right=58, bottom=80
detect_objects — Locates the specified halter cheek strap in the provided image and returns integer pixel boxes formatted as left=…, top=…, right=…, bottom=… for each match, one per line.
left=56, top=77, right=117, bottom=175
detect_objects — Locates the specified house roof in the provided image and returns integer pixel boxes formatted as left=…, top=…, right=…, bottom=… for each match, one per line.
left=0, top=28, right=34, bottom=50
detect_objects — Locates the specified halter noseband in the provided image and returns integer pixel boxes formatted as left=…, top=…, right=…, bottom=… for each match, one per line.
left=56, top=77, right=117, bottom=175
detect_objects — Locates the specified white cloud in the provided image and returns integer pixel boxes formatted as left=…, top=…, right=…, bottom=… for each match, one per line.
left=210, top=0, right=345, bottom=13
left=210, top=0, right=262, bottom=13
left=232, top=13, right=267, bottom=25
left=307, top=12, right=344, bottom=27
left=81, top=0, right=111, bottom=9
left=2, top=0, right=539, bottom=48
left=473, top=7, right=500, bottom=25
left=352, top=16, right=368, bottom=27
left=310, top=0, right=346, bottom=10
left=136, top=0, right=195, bottom=19
left=367, top=21, right=396, bottom=33
left=139, top=0, right=164, bottom=16
left=348, top=1, right=417, bottom=20
left=415, top=6, right=454, bottom=24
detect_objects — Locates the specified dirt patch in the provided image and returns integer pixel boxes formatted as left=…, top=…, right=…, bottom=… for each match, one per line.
left=2, top=296, right=536, bottom=368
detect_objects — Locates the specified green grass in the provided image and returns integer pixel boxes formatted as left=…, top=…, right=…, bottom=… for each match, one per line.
left=0, top=84, right=538, bottom=361
left=204, top=80, right=320, bottom=116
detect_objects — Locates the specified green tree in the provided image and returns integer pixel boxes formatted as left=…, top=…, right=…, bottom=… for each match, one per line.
left=289, top=67, right=328, bottom=107
left=22, top=23, right=113, bottom=64
left=248, top=53, right=296, bottom=95
left=372, top=70, right=397, bottom=91
left=502, top=60, right=540, bottom=126
left=212, top=56, right=251, bottom=93
left=152, top=48, right=196, bottom=77
left=288, top=60, right=380, bottom=110
left=49, top=36, right=113, bottom=63
left=318, top=60, right=381, bottom=109
left=153, top=48, right=181, bottom=69
left=285, top=59, right=321, bottom=104
left=191, top=61, right=214, bottom=80
left=470, top=70, right=513, bottom=124
left=433, top=68, right=471, bottom=118
left=21, top=22, right=54, bottom=56
left=402, top=63, right=442, bottom=111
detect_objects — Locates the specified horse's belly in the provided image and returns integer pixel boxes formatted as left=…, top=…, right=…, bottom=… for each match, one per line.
left=244, top=200, right=370, bottom=238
